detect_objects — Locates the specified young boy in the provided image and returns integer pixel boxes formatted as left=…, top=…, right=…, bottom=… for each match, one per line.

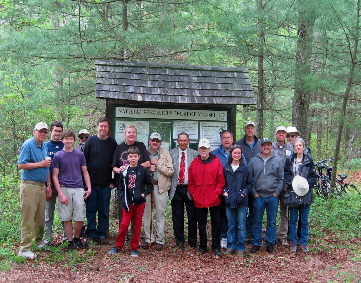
left=52, top=130, right=92, bottom=251
left=109, top=146, right=154, bottom=257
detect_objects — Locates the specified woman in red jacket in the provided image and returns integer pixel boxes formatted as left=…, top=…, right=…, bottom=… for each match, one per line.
left=188, top=138, right=225, bottom=256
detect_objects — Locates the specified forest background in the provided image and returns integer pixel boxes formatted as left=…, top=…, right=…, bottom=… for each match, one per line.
left=1, top=0, right=361, bottom=177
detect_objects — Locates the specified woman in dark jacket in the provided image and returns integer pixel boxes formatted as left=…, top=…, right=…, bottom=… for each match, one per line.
left=284, top=137, right=317, bottom=253
left=223, top=145, right=253, bottom=257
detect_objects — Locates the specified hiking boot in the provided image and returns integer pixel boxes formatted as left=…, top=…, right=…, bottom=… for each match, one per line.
left=250, top=245, right=260, bottom=253
left=66, top=241, right=75, bottom=251
left=141, top=242, right=152, bottom=249
left=290, top=242, right=297, bottom=252
left=130, top=250, right=139, bottom=257
left=74, top=238, right=86, bottom=249
left=108, top=247, right=121, bottom=254
left=155, top=243, right=164, bottom=251
left=301, top=245, right=310, bottom=253
left=266, top=244, right=276, bottom=254
left=18, top=250, right=36, bottom=259
left=198, top=248, right=207, bottom=255
left=214, top=249, right=222, bottom=257
left=280, top=238, right=289, bottom=246
left=220, top=238, right=227, bottom=249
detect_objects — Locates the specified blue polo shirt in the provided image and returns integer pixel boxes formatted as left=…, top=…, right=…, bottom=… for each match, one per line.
left=18, top=137, right=49, bottom=182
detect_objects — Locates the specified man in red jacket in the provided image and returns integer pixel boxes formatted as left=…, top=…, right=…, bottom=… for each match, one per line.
left=188, top=138, right=225, bottom=257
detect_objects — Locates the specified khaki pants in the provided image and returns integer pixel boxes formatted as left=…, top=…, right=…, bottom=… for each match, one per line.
left=278, top=190, right=289, bottom=239
left=20, top=180, right=46, bottom=252
left=143, top=185, right=168, bottom=244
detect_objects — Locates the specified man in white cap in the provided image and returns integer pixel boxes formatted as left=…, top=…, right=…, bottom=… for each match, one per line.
left=141, top=132, right=174, bottom=251
left=76, top=129, right=90, bottom=152
left=272, top=126, right=294, bottom=246
left=17, top=122, right=52, bottom=259
left=188, top=138, right=225, bottom=257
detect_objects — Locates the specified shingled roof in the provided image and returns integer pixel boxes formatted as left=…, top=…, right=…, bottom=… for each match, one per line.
left=95, top=60, right=255, bottom=105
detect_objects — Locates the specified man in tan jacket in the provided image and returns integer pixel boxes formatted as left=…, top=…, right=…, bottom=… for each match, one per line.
left=142, top=132, right=174, bottom=251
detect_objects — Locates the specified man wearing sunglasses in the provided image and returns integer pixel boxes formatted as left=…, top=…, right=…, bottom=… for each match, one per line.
left=286, top=126, right=312, bottom=158
left=76, top=129, right=90, bottom=152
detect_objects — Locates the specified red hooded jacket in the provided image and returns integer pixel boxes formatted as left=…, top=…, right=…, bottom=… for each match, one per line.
left=188, top=154, right=225, bottom=208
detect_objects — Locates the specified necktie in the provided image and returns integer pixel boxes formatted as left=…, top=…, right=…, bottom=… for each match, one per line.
left=179, top=151, right=185, bottom=184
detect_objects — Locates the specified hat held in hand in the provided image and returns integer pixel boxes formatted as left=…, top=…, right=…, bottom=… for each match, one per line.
left=292, top=175, right=309, bottom=196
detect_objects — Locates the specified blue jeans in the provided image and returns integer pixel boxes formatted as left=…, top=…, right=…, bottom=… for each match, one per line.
left=289, top=205, right=311, bottom=245
left=85, top=185, right=111, bottom=238
left=225, top=206, right=247, bottom=252
left=252, top=195, right=278, bottom=246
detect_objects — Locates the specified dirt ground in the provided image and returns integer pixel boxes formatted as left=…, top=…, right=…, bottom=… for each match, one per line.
left=1, top=235, right=360, bottom=283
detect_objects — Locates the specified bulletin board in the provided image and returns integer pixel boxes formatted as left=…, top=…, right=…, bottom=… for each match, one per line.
left=112, top=106, right=231, bottom=151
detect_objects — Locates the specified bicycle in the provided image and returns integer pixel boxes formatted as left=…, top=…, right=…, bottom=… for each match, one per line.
left=314, top=158, right=359, bottom=199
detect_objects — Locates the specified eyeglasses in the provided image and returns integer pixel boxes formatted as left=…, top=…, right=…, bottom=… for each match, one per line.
left=150, top=139, right=161, bottom=143
left=38, top=130, right=48, bottom=134
left=287, top=135, right=296, bottom=138
left=52, top=129, right=62, bottom=133
left=80, top=135, right=89, bottom=140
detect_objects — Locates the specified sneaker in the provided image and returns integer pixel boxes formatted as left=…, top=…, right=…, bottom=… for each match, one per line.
left=66, top=241, right=75, bottom=251
left=290, top=242, right=297, bottom=252
left=266, top=244, right=276, bottom=254
left=36, top=241, right=50, bottom=249
left=237, top=251, right=245, bottom=258
left=18, top=250, right=36, bottom=259
left=281, top=238, right=289, bottom=246
left=225, top=249, right=235, bottom=255
left=220, top=238, right=227, bottom=249
left=130, top=250, right=139, bottom=257
left=177, top=243, right=185, bottom=250
left=301, top=245, right=310, bottom=253
left=198, top=248, right=207, bottom=255
left=214, top=249, right=222, bottom=257
left=74, top=238, right=86, bottom=249
left=108, top=247, right=121, bottom=254
left=250, top=245, right=260, bottom=253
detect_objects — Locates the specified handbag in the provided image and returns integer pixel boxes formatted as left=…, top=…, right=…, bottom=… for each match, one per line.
left=283, top=190, right=304, bottom=207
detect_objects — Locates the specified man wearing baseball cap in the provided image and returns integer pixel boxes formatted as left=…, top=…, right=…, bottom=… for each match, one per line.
left=76, top=129, right=90, bottom=152
left=188, top=138, right=225, bottom=256
left=236, top=121, right=262, bottom=163
left=248, top=138, right=284, bottom=254
left=17, top=122, right=52, bottom=259
left=142, top=132, right=174, bottom=251
left=272, top=126, right=294, bottom=246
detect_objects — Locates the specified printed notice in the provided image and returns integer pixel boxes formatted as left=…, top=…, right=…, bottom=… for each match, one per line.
left=173, top=121, right=199, bottom=140
left=200, top=122, right=228, bottom=151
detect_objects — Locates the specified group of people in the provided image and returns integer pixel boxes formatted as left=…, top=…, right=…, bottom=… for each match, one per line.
left=17, top=118, right=317, bottom=259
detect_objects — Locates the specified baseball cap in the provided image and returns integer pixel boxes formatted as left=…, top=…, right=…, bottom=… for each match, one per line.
left=78, top=129, right=90, bottom=136
left=261, top=137, right=272, bottom=145
left=34, top=122, right=48, bottom=131
left=286, top=126, right=301, bottom=136
left=275, top=126, right=287, bottom=135
left=198, top=138, right=211, bottom=149
left=150, top=132, right=162, bottom=140
left=245, top=121, right=256, bottom=128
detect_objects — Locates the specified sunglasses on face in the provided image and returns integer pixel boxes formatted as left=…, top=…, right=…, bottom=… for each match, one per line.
left=80, top=135, right=89, bottom=140
left=287, top=135, right=296, bottom=138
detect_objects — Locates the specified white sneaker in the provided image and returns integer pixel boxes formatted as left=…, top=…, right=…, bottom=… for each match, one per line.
left=221, top=238, right=227, bottom=249
left=36, top=240, right=50, bottom=249
left=18, top=250, right=36, bottom=259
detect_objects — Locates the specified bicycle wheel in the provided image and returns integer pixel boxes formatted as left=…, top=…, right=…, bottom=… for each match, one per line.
left=332, top=181, right=345, bottom=198
left=346, top=184, right=361, bottom=196
left=320, top=178, right=331, bottom=199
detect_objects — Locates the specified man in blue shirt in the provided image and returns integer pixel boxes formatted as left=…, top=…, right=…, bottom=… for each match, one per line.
left=17, top=122, right=52, bottom=259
